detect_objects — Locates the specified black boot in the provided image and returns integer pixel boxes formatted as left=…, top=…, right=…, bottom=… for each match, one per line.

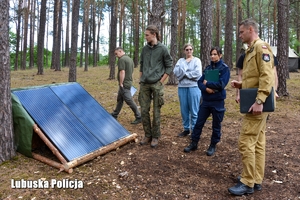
left=184, top=141, right=198, bottom=153
left=206, top=143, right=216, bottom=156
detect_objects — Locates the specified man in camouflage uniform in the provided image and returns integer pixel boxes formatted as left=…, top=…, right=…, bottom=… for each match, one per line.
left=229, top=19, right=275, bottom=196
left=138, top=25, right=173, bottom=148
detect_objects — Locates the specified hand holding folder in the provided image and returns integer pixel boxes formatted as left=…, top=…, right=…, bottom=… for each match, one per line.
left=205, top=69, right=219, bottom=82
left=240, top=87, right=275, bottom=113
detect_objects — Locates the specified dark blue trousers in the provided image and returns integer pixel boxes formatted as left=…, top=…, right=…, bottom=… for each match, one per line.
left=191, top=100, right=225, bottom=145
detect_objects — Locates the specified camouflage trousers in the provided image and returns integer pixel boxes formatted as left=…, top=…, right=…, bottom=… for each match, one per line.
left=239, top=112, right=268, bottom=187
left=138, top=81, right=164, bottom=138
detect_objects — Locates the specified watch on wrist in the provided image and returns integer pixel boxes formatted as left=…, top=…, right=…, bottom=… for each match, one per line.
left=256, top=98, right=263, bottom=105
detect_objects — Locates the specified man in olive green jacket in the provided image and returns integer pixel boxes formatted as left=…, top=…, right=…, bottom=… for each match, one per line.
left=138, top=25, right=173, bottom=148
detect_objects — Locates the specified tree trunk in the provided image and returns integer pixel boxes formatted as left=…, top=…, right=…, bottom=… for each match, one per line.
left=224, top=0, right=233, bottom=69
left=92, top=1, right=96, bottom=67
left=14, top=0, right=23, bottom=71
left=277, top=0, right=289, bottom=96
left=64, top=0, right=70, bottom=67
left=200, top=0, right=213, bottom=68
left=84, top=0, right=90, bottom=71
left=119, top=0, right=124, bottom=47
left=69, top=0, right=80, bottom=82
left=29, top=0, right=36, bottom=69
left=21, top=0, right=30, bottom=70
left=177, top=0, right=186, bottom=58
left=149, top=0, right=165, bottom=30
left=96, top=0, right=104, bottom=65
left=133, top=0, right=139, bottom=67
left=37, top=0, right=47, bottom=75
left=0, top=0, right=15, bottom=163
left=45, top=0, right=50, bottom=68
left=57, top=0, right=62, bottom=71
left=295, top=1, right=300, bottom=53
left=167, top=0, right=178, bottom=85
left=214, top=0, right=220, bottom=47
left=273, top=0, right=277, bottom=46
left=235, top=0, right=243, bottom=74
left=246, top=0, right=250, bottom=18
left=80, top=10, right=85, bottom=68
left=108, top=0, right=118, bottom=80
left=51, top=0, right=62, bottom=71
left=51, top=0, right=59, bottom=70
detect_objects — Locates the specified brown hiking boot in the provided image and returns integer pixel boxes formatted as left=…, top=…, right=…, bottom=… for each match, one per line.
left=151, top=138, right=158, bottom=148
left=140, top=136, right=151, bottom=145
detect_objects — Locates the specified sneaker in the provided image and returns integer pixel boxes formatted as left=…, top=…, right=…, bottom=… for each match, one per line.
left=140, top=137, right=151, bottom=145
left=151, top=138, right=158, bottom=148
left=228, top=182, right=254, bottom=196
left=131, top=118, right=142, bottom=124
left=178, top=130, right=190, bottom=137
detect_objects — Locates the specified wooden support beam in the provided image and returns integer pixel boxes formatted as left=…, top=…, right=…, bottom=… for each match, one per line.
left=64, top=133, right=138, bottom=170
left=33, top=124, right=68, bottom=164
left=32, top=153, right=73, bottom=173
left=32, top=124, right=137, bottom=173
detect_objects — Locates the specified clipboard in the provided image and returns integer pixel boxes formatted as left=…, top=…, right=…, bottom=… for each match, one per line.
left=205, top=69, right=219, bottom=82
left=240, top=87, right=275, bottom=113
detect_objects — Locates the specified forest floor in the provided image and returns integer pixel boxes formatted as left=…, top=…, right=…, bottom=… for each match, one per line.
left=1, top=67, right=299, bottom=200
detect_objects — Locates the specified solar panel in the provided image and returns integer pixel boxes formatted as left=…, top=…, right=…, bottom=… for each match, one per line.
left=12, top=83, right=131, bottom=162
left=50, top=83, right=130, bottom=145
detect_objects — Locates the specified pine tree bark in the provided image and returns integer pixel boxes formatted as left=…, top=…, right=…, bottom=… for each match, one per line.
left=51, top=0, right=59, bottom=70
left=133, top=0, right=139, bottom=67
left=200, top=0, right=213, bottom=68
left=51, top=0, right=62, bottom=71
left=80, top=11, right=85, bottom=68
left=14, top=0, right=23, bottom=71
left=37, top=0, right=47, bottom=75
left=235, top=0, right=243, bottom=74
left=119, top=0, right=125, bottom=47
left=277, top=0, right=289, bottom=96
left=29, top=0, right=36, bottom=69
left=96, top=0, right=104, bottom=64
left=224, top=0, right=233, bottom=69
left=0, top=0, right=15, bottom=163
left=69, top=0, right=80, bottom=82
left=92, top=1, right=96, bottom=67
left=214, top=0, right=221, bottom=47
left=108, top=0, right=118, bottom=80
left=64, top=0, right=70, bottom=67
left=84, top=0, right=90, bottom=71
left=21, top=0, right=30, bottom=70
left=167, top=0, right=178, bottom=85
left=149, top=0, right=165, bottom=30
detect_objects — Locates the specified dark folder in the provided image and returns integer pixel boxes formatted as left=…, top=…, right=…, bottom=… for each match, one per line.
left=240, top=87, right=275, bottom=113
left=205, top=69, right=219, bottom=82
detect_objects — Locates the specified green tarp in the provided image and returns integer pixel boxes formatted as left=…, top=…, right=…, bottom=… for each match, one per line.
left=12, top=93, right=34, bottom=158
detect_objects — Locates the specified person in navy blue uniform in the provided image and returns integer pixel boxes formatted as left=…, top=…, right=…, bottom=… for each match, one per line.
left=183, top=46, right=230, bottom=156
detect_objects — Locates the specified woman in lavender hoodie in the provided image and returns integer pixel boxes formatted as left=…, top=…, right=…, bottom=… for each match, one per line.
left=173, top=44, right=202, bottom=137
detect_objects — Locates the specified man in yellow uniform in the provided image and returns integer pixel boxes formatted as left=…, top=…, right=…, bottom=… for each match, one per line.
left=229, top=19, right=275, bottom=196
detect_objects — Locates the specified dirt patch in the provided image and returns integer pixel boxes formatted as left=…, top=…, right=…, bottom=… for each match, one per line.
left=1, top=68, right=299, bottom=199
